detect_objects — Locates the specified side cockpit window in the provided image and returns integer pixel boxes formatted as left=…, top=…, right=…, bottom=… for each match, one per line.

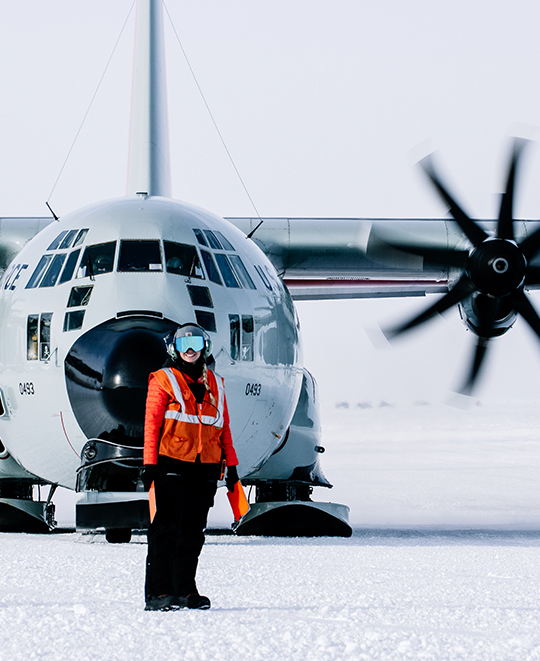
left=164, top=241, right=203, bottom=278
left=26, top=229, right=90, bottom=289
left=47, top=228, right=89, bottom=251
left=78, top=242, right=116, bottom=278
left=229, top=314, right=254, bottom=361
left=26, top=255, right=53, bottom=289
left=118, top=240, right=162, bottom=272
left=242, top=316, right=254, bottom=361
left=73, top=229, right=89, bottom=247
left=214, top=231, right=235, bottom=251
left=193, top=229, right=208, bottom=247
left=40, top=254, right=66, bottom=287
left=27, top=315, right=39, bottom=360
left=47, top=231, right=68, bottom=251
left=203, top=230, right=222, bottom=250
left=229, top=255, right=256, bottom=289
left=40, top=313, right=53, bottom=360
left=27, top=313, right=53, bottom=360
left=193, top=227, right=256, bottom=291
left=58, top=229, right=79, bottom=250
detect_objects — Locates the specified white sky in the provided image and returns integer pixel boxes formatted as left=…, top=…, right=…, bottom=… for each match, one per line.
left=2, top=0, right=540, bottom=405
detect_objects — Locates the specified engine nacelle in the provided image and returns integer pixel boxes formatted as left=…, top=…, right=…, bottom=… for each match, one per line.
left=458, top=292, right=518, bottom=338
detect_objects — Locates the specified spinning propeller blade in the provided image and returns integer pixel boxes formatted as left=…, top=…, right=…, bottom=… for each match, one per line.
left=497, top=138, right=527, bottom=240
left=459, top=337, right=490, bottom=397
left=511, top=289, right=540, bottom=341
left=385, top=274, right=475, bottom=340
left=420, top=155, right=488, bottom=246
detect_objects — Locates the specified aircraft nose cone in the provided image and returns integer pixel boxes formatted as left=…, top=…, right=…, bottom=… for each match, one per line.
left=101, top=330, right=165, bottom=428
left=65, top=319, right=173, bottom=444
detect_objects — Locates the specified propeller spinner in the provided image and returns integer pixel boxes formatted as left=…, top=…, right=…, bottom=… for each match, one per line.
left=386, top=139, right=540, bottom=395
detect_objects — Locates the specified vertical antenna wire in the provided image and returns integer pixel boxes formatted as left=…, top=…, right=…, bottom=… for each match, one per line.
left=47, top=1, right=137, bottom=206
left=162, top=2, right=264, bottom=231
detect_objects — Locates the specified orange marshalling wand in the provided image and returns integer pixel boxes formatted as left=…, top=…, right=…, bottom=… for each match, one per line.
left=227, top=481, right=249, bottom=521
left=149, top=482, right=157, bottom=524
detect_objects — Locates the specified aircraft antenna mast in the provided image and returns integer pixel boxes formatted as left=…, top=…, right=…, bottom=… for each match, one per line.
left=128, top=0, right=171, bottom=197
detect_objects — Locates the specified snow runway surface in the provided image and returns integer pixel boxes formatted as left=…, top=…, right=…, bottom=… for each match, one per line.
left=3, top=530, right=540, bottom=660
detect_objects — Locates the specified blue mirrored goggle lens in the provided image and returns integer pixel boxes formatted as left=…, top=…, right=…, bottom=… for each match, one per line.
left=176, top=335, right=205, bottom=353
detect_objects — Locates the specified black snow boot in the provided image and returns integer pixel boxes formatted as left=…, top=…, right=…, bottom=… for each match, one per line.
left=144, top=595, right=176, bottom=611
left=187, top=593, right=211, bottom=610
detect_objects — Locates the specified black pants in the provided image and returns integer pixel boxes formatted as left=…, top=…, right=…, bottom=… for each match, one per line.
left=145, top=456, right=219, bottom=600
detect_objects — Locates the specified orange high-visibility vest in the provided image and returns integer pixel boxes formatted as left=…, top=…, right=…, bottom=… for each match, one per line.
left=151, top=367, right=225, bottom=464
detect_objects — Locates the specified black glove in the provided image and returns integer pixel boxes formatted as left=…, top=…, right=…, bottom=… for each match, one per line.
left=226, top=465, right=239, bottom=492
left=140, top=464, right=157, bottom=491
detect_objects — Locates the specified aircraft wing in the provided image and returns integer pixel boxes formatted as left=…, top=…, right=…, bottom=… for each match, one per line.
left=227, top=217, right=455, bottom=301
left=0, top=217, right=53, bottom=275
left=226, top=217, right=540, bottom=300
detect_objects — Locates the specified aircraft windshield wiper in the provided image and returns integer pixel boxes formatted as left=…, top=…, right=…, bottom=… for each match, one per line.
left=88, top=255, right=95, bottom=281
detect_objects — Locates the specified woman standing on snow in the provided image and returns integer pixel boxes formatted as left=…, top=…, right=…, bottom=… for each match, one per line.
left=140, top=323, right=239, bottom=611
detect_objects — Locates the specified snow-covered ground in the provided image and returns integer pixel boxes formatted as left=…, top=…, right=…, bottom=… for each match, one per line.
left=4, top=399, right=540, bottom=660
left=3, top=530, right=540, bottom=660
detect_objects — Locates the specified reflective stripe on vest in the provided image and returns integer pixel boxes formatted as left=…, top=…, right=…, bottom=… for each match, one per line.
left=161, top=367, right=224, bottom=428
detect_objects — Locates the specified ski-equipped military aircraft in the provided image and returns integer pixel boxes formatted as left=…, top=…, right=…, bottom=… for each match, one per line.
left=2, top=0, right=540, bottom=540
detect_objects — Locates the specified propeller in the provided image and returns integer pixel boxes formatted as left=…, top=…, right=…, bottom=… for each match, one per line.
left=385, top=138, right=540, bottom=395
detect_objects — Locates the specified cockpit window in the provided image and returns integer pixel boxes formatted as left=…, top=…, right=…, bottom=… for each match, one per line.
left=203, top=230, right=222, bottom=250
left=58, top=249, right=81, bottom=285
left=78, top=241, right=116, bottom=278
left=73, top=229, right=89, bottom=247
left=118, top=240, right=162, bottom=272
left=47, top=231, right=68, bottom=251
left=229, top=315, right=240, bottom=360
left=63, top=310, right=85, bottom=332
left=46, top=228, right=89, bottom=252
left=193, top=229, right=208, bottom=247
left=26, top=255, right=53, bottom=289
left=195, top=310, right=216, bottom=333
left=58, top=230, right=79, bottom=250
left=229, top=255, right=256, bottom=289
left=254, top=264, right=272, bottom=291
left=39, top=313, right=52, bottom=361
left=67, top=286, right=93, bottom=308
left=214, top=231, right=235, bottom=251
left=40, top=254, right=66, bottom=287
left=241, top=315, right=254, bottom=361
left=215, top=254, right=240, bottom=288
left=164, top=241, right=204, bottom=278
left=229, top=314, right=254, bottom=361
left=187, top=285, right=213, bottom=308
left=26, top=312, right=53, bottom=360
left=200, top=250, right=222, bottom=285
left=27, top=315, right=39, bottom=360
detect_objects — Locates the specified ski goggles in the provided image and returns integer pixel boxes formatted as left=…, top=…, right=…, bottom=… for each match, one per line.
left=175, top=335, right=205, bottom=353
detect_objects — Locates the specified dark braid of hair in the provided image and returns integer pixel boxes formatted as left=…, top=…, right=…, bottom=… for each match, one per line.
left=201, top=361, right=216, bottom=407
